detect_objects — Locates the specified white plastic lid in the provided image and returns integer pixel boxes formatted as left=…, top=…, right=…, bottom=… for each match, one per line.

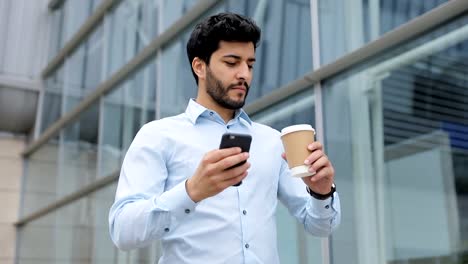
left=280, top=124, right=315, bottom=137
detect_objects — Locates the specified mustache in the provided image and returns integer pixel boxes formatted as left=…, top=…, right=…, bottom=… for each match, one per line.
left=228, top=82, right=249, bottom=90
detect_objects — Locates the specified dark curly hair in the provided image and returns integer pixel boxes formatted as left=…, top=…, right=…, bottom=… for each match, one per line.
left=186, top=12, right=261, bottom=84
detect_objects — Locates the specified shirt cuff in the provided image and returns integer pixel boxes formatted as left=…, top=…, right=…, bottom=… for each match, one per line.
left=306, top=193, right=338, bottom=218
left=153, top=180, right=198, bottom=220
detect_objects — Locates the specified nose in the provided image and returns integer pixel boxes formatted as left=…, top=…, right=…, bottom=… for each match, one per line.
left=236, top=62, right=251, bottom=81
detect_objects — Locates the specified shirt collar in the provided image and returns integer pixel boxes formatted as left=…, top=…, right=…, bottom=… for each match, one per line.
left=185, top=99, right=252, bottom=126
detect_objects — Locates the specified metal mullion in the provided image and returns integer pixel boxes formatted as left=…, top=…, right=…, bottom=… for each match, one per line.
left=97, top=13, right=112, bottom=178
left=310, top=0, right=330, bottom=264
left=33, top=82, right=46, bottom=139
left=155, top=0, right=164, bottom=120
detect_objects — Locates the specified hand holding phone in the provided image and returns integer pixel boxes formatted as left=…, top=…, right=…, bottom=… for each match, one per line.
left=219, top=133, right=252, bottom=186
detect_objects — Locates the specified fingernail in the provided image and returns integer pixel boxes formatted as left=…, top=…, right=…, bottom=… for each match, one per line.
left=244, top=153, right=249, bottom=158
left=308, top=166, right=315, bottom=173
left=304, top=159, right=310, bottom=165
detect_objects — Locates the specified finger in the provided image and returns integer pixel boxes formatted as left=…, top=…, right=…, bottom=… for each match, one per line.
left=309, top=156, right=329, bottom=172
left=203, top=147, right=242, bottom=164
left=214, top=152, right=249, bottom=171
left=213, top=161, right=250, bottom=182
left=281, top=152, right=287, bottom=161
left=304, top=149, right=324, bottom=165
left=226, top=161, right=250, bottom=178
left=307, top=141, right=323, bottom=152
left=310, top=167, right=333, bottom=182
left=223, top=170, right=248, bottom=188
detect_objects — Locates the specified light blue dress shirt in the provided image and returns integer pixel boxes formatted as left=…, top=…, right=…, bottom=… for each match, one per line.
left=109, top=99, right=341, bottom=264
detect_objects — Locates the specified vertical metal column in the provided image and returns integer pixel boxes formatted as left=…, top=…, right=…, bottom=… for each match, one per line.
left=97, top=11, right=112, bottom=178
left=155, top=0, right=164, bottom=120
left=310, top=0, right=330, bottom=264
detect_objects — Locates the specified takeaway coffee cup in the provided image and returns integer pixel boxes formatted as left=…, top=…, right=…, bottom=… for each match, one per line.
left=280, top=124, right=316, bottom=177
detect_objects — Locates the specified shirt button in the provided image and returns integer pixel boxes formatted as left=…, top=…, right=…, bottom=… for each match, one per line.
left=227, top=125, right=230, bottom=129
left=185, top=209, right=191, bottom=214
left=242, top=210, right=247, bottom=215
left=245, top=243, right=249, bottom=249
left=164, top=228, right=170, bottom=232
left=209, top=112, right=214, bottom=116
left=325, top=205, right=330, bottom=209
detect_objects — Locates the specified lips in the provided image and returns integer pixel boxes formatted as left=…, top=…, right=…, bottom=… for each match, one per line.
left=231, top=86, right=246, bottom=91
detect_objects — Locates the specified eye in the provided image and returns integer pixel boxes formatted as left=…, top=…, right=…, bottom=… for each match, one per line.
left=248, top=64, right=254, bottom=69
left=225, top=61, right=236, bottom=66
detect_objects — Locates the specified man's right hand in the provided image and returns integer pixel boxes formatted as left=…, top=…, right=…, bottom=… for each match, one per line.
left=186, top=147, right=250, bottom=203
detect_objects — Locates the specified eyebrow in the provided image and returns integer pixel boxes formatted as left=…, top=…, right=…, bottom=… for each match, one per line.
left=223, top=54, right=256, bottom=62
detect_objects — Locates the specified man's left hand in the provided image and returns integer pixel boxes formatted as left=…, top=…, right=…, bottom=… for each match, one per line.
left=302, top=141, right=334, bottom=194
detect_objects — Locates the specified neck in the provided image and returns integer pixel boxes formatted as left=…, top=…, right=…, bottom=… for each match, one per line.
left=195, top=93, right=235, bottom=124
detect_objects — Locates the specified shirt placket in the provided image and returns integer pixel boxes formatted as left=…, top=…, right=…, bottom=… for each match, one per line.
left=237, top=182, right=250, bottom=262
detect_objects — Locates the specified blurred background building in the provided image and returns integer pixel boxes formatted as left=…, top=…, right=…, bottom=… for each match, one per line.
left=1, top=0, right=467, bottom=263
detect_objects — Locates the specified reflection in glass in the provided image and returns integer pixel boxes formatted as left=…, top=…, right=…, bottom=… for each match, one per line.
left=21, top=142, right=59, bottom=218
left=62, top=1, right=95, bottom=45
left=250, top=88, right=321, bottom=264
left=99, top=61, right=156, bottom=178
left=59, top=102, right=99, bottom=198
left=226, top=0, right=313, bottom=103
left=322, top=16, right=468, bottom=264
left=159, top=28, right=196, bottom=118
left=17, top=183, right=161, bottom=264
left=47, top=7, right=65, bottom=59
left=63, top=25, right=104, bottom=113
left=319, top=0, right=449, bottom=65
left=162, top=0, right=199, bottom=31
left=40, top=68, right=64, bottom=134
left=252, top=89, right=315, bottom=131
left=107, top=0, right=160, bottom=77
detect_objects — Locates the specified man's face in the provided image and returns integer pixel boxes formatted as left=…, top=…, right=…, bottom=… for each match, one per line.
left=205, top=41, right=255, bottom=110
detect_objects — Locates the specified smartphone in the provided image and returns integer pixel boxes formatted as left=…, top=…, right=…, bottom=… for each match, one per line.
left=219, top=132, right=252, bottom=186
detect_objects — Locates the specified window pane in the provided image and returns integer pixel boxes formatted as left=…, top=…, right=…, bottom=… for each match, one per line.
left=61, top=1, right=93, bottom=45
left=22, top=141, right=59, bottom=218
left=63, top=25, right=104, bottom=113
left=24, top=101, right=100, bottom=217
left=226, top=0, right=313, bottom=103
left=107, top=0, right=161, bottom=77
left=99, top=61, right=156, bottom=177
left=17, top=183, right=162, bottom=264
left=40, top=68, right=63, bottom=134
left=323, top=14, right=468, bottom=264
left=60, top=102, right=99, bottom=195
left=319, top=0, right=450, bottom=65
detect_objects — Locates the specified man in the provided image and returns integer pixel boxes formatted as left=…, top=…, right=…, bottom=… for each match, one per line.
left=109, top=12, right=341, bottom=263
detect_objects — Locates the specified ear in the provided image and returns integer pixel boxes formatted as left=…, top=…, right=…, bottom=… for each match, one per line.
left=192, top=57, right=206, bottom=81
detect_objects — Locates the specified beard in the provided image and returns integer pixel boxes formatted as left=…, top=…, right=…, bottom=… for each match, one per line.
left=205, top=67, right=249, bottom=110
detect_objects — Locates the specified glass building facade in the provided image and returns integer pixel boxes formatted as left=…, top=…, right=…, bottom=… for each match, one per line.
left=15, top=0, right=468, bottom=263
